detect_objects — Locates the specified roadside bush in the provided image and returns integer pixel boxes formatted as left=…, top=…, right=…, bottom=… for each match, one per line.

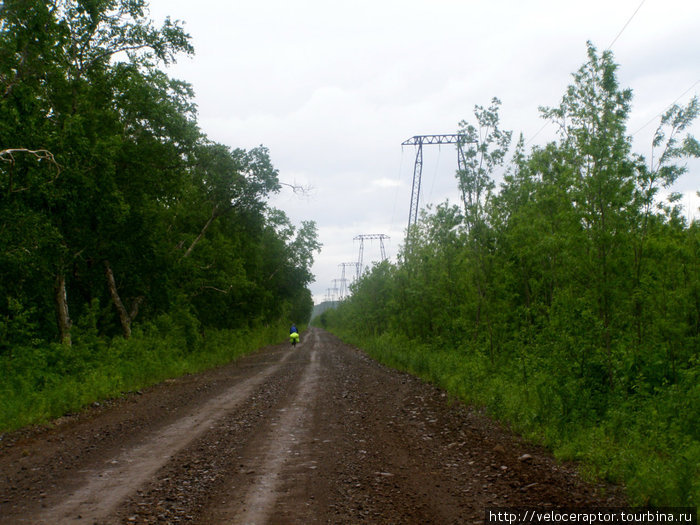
left=326, top=324, right=699, bottom=506
left=0, top=322, right=289, bottom=433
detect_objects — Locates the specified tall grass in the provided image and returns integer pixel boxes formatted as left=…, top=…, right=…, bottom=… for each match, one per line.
left=328, top=327, right=699, bottom=507
left=0, top=316, right=289, bottom=433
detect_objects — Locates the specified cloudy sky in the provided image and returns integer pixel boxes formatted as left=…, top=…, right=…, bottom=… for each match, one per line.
left=148, top=0, right=699, bottom=304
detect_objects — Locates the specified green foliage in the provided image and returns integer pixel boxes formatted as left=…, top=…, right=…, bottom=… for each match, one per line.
left=324, top=44, right=700, bottom=506
left=0, top=321, right=289, bottom=432
left=0, top=0, right=321, bottom=430
left=1, top=0, right=319, bottom=345
left=457, top=97, right=512, bottom=233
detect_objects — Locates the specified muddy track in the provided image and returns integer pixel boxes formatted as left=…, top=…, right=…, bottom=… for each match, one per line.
left=0, top=328, right=624, bottom=524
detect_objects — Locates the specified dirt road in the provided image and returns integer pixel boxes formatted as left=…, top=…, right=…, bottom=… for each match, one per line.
left=0, top=327, right=623, bottom=524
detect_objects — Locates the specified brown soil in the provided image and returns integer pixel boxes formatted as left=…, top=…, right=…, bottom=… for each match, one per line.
left=0, top=327, right=624, bottom=524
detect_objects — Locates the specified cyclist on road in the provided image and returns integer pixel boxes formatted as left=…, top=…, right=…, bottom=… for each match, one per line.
left=290, top=323, right=299, bottom=347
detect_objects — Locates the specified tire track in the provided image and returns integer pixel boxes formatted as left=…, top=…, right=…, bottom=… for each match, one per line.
left=3, top=328, right=625, bottom=524
left=209, top=328, right=321, bottom=524
left=34, top=349, right=295, bottom=525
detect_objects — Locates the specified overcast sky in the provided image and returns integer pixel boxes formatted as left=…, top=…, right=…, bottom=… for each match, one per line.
left=148, top=0, right=699, bottom=304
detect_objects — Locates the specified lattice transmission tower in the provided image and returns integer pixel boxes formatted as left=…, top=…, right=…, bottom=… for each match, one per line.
left=338, top=262, right=359, bottom=300
left=401, top=134, right=477, bottom=236
left=354, top=234, right=389, bottom=278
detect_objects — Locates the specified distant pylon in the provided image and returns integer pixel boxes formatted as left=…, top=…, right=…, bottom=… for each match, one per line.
left=338, top=262, right=358, bottom=299
left=331, top=280, right=341, bottom=303
left=354, top=234, right=389, bottom=277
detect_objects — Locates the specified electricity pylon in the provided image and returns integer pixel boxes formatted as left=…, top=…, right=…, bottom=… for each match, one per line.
left=401, top=134, right=477, bottom=236
left=331, top=280, right=342, bottom=303
left=326, top=285, right=340, bottom=304
left=338, top=262, right=359, bottom=299
left=354, top=234, right=389, bottom=278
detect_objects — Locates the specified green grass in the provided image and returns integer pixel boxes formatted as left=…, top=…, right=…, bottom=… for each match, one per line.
left=0, top=321, right=290, bottom=433
left=327, top=327, right=700, bottom=507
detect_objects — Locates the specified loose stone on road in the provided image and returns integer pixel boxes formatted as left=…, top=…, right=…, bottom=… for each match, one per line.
left=0, top=328, right=622, bottom=524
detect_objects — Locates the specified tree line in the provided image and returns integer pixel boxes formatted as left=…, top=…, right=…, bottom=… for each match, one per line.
left=0, top=0, right=320, bottom=354
left=320, top=43, right=699, bottom=505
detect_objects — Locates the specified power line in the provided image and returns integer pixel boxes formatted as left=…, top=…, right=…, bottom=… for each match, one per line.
left=526, top=0, right=646, bottom=147
left=631, top=79, right=700, bottom=137
left=389, top=147, right=405, bottom=234
left=525, top=120, right=553, bottom=146
left=426, top=144, right=442, bottom=207
left=606, top=0, right=646, bottom=50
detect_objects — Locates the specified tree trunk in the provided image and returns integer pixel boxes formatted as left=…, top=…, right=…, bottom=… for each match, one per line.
left=104, top=260, right=132, bottom=339
left=54, top=272, right=72, bottom=346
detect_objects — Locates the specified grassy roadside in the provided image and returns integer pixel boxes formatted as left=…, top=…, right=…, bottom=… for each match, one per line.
left=0, top=321, right=292, bottom=433
left=324, top=327, right=699, bottom=507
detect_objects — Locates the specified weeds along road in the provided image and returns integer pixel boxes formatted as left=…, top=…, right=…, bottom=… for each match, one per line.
left=0, top=327, right=623, bottom=524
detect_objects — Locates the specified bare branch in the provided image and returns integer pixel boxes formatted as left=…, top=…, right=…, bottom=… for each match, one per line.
left=1, top=148, right=59, bottom=169
left=182, top=206, right=218, bottom=259
left=280, top=181, right=313, bottom=196
left=193, top=285, right=232, bottom=296
left=1, top=148, right=61, bottom=194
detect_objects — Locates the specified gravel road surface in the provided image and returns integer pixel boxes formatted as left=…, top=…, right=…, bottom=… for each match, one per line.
left=0, top=327, right=623, bottom=524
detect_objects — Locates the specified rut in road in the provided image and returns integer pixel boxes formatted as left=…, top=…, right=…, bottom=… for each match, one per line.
left=34, top=346, right=296, bottom=524
left=214, top=329, right=322, bottom=523
left=0, top=328, right=623, bottom=524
